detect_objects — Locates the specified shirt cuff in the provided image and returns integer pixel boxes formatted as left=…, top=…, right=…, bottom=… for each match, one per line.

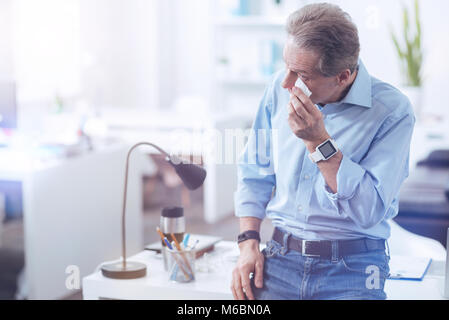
left=323, top=154, right=365, bottom=201
left=234, top=191, right=267, bottom=220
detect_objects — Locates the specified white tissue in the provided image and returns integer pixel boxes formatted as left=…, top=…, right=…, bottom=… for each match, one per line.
left=295, top=77, right=312, bottom=97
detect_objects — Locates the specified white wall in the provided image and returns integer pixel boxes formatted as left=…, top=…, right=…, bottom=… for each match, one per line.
left=12, top=0, right=81, bottom=102
left=0, top=0, right=14, bottom=82
left=79, top=0, right=158, bottom=110
left=11, top=0, right=158, bottom=106
left=10, top=0, right=160, bottom=133
left=156, top=0, right=213, bottom=110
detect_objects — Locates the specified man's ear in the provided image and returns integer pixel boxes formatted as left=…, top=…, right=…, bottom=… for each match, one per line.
left=336, top=69, right=351, bottom=85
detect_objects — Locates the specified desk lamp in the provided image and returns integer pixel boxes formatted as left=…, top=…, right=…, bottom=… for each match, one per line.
left=101, top=142, right=207, bottom=279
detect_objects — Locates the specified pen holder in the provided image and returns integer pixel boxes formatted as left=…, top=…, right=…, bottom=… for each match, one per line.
left=166, top=249, right=196, bottom=283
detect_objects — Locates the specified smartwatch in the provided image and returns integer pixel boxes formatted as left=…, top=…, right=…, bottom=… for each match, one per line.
left=308, top=138, right=339, bottom=163
left=237, top=230, right=261, bottom=244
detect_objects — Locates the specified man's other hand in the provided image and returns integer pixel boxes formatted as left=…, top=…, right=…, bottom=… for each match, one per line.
left=231, top=240, right=264, bottom=300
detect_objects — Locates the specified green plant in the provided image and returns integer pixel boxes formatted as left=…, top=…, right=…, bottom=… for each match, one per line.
left=390, top=0, right=423, bottom=87
left=54, top=93, right=64, bottom=113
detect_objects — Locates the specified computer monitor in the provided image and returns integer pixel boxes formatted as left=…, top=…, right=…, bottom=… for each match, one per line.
left=0, top=82, right=17, bottom=129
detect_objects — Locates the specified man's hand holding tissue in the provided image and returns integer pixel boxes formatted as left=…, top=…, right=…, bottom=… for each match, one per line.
left=288, top=86, right=342, bottom=193
left=287, top=86, right=330, bottom=152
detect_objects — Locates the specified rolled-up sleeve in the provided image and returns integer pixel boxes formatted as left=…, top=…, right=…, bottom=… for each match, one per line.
left=320, top=111, right=415, bottom=229
left=234, top=84, right=276, bottom=220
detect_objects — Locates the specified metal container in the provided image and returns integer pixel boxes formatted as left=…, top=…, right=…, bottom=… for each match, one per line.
left=160, top=206, right=185, bottom=271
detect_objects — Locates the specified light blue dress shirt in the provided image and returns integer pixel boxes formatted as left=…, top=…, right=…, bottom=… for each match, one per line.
left=234, top=61, right=416, bottom=240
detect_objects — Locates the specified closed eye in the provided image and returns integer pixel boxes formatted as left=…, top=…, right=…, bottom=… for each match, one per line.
left=298, top=73, right=310, bottom=82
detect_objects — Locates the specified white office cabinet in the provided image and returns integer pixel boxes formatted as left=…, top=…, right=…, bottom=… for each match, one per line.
left=16, top=145, right=145, bottom=299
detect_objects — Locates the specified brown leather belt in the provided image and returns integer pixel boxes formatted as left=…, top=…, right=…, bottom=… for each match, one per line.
left=272, top=227, right=386, bottom=259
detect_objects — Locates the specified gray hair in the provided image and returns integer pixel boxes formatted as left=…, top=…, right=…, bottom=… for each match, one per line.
left=286, top=3, right=360, bottom=77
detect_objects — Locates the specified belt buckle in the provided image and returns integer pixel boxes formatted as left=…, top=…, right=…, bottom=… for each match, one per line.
left=301, top=240, right=320, bottom=257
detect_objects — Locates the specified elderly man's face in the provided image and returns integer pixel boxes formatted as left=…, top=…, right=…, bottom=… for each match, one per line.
left=281, top=38, right=343, bottom=105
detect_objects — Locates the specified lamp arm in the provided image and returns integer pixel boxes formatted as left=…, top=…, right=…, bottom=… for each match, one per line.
left=121, top=142, right=170, bottom=268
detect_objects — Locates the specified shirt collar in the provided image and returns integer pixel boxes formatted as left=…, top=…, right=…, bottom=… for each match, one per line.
left=338, top=60, right=372, bottom=108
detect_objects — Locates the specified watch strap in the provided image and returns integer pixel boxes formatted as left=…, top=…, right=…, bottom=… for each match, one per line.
left=308, top=150, right=325, bottom=163
left=237, top=230, right=261, bottom=244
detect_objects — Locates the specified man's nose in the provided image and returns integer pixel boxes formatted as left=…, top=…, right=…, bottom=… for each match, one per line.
left=281, top=71, right=297, bottom=90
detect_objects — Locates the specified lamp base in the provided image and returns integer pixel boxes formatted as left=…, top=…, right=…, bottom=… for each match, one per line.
left=101, top=261, right=147, bottom=279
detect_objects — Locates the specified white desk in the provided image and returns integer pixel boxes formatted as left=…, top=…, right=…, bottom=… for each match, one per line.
left=82, top=241, right=448, bottom=300
left=83, top=242, right=237, bottom=300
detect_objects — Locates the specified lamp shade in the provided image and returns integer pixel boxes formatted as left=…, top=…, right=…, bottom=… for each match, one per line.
left=169, top=160, right=207, bottom=190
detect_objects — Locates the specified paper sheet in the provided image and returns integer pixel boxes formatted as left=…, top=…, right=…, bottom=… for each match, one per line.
left=388, top=255, right=432, bottom=281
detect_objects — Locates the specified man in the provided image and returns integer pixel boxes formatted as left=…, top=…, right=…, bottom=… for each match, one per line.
left=231, top=3, right=415, bottom=300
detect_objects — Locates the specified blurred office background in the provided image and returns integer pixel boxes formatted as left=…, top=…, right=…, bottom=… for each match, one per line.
left=0, top=0, right=448, bottom=299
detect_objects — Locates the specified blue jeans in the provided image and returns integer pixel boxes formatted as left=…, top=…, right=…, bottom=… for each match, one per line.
left=251, top=236, right=390, bottom=300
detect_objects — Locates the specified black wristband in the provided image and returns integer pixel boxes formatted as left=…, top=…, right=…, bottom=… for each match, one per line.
left=237, top=230, right=261, bottom=244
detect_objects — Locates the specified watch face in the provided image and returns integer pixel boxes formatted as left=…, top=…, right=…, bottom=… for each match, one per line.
left=318, top=141, right=337, bottom=159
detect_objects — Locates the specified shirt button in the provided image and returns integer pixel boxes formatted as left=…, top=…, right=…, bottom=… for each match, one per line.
left=298, top=205, right=303, bottom=212
left=304, top=174, right=310, bottom=180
